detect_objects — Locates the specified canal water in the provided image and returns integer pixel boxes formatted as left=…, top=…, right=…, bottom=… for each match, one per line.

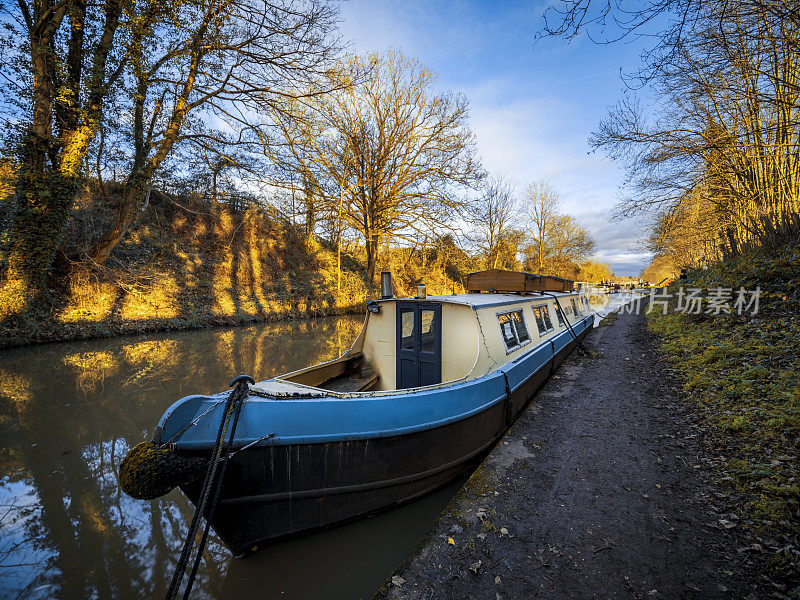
left=586, top=291, right=647, bottom=325
left=0, top=315, right=462, bottom=600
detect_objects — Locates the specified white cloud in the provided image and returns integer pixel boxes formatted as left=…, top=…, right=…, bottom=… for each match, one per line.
left=464, top=80, right=647, bottom=273
left=574, top=210, right=652, bottom=274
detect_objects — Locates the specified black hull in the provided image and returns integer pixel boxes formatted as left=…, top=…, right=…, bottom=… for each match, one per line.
left=181, top=326, right=589, bottom=555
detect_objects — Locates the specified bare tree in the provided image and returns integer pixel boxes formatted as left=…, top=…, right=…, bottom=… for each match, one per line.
left=547, top=214, right=596, bottom=274
left=522, top=180, right=560, bottom=273
left=520, top=180, right=595, bottom=276
left=471, top=176, right=518, bottom=269
left=578, top=259, right=614, bottom=282
left=268, top=51, right=484, bottom=285
left=494, top=228, right=526, bottom=271
left=0, top=0, right=341, bottom=314
left=89, top=0, right=341, bottom=263
left=0, top=0, right=142, bottom=314
left=540, top=0, right=800, bottom=258
left=593, top=2, right=800, bottom=252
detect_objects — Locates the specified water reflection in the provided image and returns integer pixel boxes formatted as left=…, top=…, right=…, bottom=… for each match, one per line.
left=581, top=291, right=646, bottom=326
left=0, top=315, right=456, bottom=600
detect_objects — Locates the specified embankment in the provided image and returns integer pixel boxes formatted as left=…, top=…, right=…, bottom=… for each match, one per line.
left=0, top=189, right=469, bottom=350
left=1, top=192, right=368, bottom=349
left=647, top=240, right=799, bottom=593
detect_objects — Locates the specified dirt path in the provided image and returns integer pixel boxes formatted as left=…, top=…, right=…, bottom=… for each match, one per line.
left=374, top=308, right=761, bottom=600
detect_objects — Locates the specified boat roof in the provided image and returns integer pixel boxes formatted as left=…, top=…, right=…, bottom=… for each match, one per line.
left=379, top=291, right=579, bottom=310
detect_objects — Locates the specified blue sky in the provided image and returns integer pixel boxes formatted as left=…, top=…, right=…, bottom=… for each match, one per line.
left=338, top=0, right=655, bottom=275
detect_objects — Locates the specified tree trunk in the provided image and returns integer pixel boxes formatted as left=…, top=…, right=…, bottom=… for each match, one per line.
left=303, top=173, right=316, bottom=236
left=1, top=159, right=78, bottom=318
left=90, top=17, right=208, bottom=263
left=91, top=175, right=148, bottom=263
left=1, top=0, right=121, bottom=318
left=538, top=239, right=545, bottom=274
left=0, top=4, right=71, bottom=318
left=365, top=232, right=379, bottom=287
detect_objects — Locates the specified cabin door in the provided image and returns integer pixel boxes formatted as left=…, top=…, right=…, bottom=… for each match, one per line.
left=396, top=302, right=442, bottom=389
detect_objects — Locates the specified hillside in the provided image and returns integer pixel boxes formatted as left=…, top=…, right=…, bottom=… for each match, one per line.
left=0, top=186, right=469, bottom=349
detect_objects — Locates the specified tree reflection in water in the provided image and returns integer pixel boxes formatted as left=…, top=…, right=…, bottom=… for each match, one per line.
left=0, top=315, right=364, bottom=599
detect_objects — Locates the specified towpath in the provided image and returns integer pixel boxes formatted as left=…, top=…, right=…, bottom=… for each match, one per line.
left=373, top=307, right=761, bottom=600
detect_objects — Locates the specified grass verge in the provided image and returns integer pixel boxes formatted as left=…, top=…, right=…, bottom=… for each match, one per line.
left=647, top=241, right=799, bottom=595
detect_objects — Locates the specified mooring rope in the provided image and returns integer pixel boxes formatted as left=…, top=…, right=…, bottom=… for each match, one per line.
left=544, top=293, right=592, bottom=356
left=182, top=376, right=249, bottom=599
left=159, top=397, right=228, bottom=449
left=164, top=374, right=254, bottom=600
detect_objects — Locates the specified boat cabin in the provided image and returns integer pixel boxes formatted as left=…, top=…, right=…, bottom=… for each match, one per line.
left=260, top=271, right=592, bottom=397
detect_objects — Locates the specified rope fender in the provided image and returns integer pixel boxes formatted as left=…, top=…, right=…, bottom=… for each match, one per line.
left=118, top=442, right=208, bottom=500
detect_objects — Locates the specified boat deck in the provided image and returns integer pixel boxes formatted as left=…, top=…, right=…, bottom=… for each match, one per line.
left=319, top=365, right=379, bottom=393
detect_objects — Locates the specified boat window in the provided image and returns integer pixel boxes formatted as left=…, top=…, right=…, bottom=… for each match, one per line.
left=571, top=298, right=578, bottom=315
left=401, top=310, right=415, bottom=349
left=420, top=309, right=436, bottom=353
left=533, top=305, right=554, bottom=335
left=497, top=309, right=531, bottom=353
left=543, top=306, right=554, bottom=329
left=511, top=310, right=530, bottom=343
left=555, top=304, right=566, bottom=327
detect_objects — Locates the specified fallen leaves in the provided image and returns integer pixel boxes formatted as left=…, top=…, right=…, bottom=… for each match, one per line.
left=718, top=519, right=736, bottom=529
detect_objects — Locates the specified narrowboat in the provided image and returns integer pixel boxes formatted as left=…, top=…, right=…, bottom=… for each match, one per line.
left=146, top=270, right=594, bottom=556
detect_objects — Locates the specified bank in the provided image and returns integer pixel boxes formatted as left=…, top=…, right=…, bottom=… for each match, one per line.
left=0, top=191, right=469, bottom=350
left=646, top=241, right=800, bottom=595
left=0, top=297, right=367, bottom=351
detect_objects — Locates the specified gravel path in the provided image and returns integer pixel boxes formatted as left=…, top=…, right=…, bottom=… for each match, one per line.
left=373, top=308, right=760, bottom=600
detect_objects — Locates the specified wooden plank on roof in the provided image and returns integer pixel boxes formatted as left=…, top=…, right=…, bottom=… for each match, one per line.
left=527, top=276, right=575, bottom=293
left=467, top=269, right=539, bottom=293
left=467, top=269, right=574, bottom=293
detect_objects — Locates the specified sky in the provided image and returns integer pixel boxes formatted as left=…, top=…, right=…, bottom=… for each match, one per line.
left=338, top=0, right=655, bottom=275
